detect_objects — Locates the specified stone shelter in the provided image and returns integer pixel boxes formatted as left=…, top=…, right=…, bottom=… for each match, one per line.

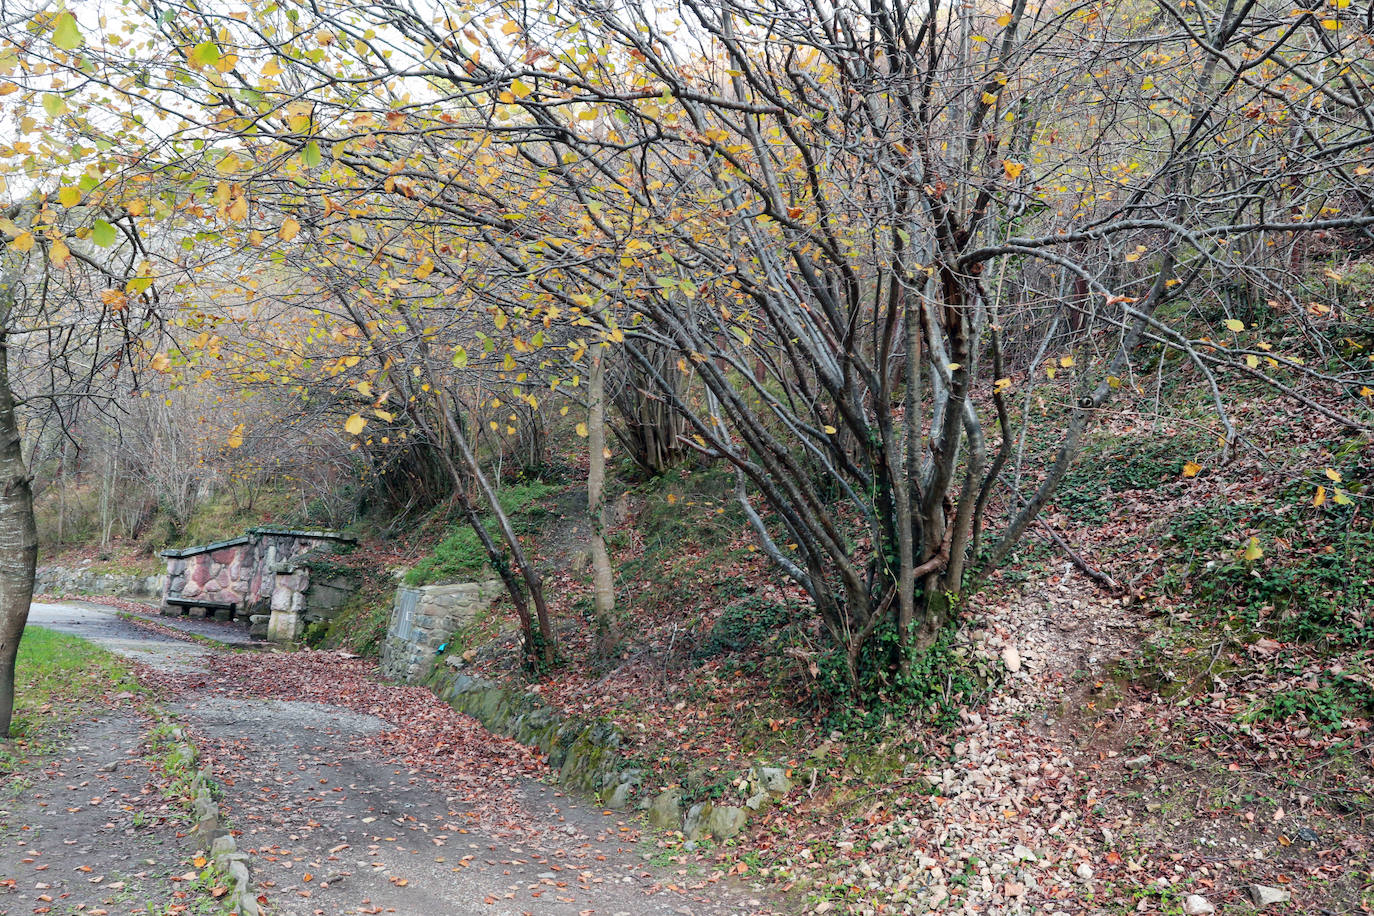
left=160, top=527, right=359, bottom=641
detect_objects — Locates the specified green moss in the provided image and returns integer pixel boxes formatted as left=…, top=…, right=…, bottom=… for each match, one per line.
left=404, top=481, right=559, bottom=586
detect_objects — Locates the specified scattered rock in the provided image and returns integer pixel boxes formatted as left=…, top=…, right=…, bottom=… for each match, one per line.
left=1012, top=844, right=1035, bottom=862
left=1075, top=862, right=1093, bottom=881
left=683, top=802, right=714, bottom=841
left=1247, top=884, right=1291, bottom=907
left=605, top=782, right=633, bottom=810
left=1002, top=646, right=1022, bottom=673
left=1123, top=754, right=1152, bottom=771
left=646, top=788, right=682, bottom=830
left=707, top=805, right=747, bottom=840
left=1182, top=895, right=1215, bottom=915
left=756, top=766, right=793, bottom=796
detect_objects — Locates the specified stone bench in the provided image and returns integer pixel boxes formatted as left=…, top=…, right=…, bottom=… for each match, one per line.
left=161, top=595, right=238, bottom=621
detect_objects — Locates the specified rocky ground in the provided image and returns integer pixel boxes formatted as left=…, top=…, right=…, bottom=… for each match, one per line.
left=792, top=571, right=1370, bottom=914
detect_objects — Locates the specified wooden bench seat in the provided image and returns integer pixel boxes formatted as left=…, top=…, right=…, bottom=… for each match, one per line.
left=161, top=595, right=238, bottom=620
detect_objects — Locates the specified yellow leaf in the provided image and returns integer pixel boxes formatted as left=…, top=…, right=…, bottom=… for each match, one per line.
left=575, top=422, right=589, bottom=438
left=1314, top=485, right=1326, bottom=507
left=278, top=217, right=300, bottom=241
left=1243, top=537, right=1263, bottom=562
left=150, top=353, right=171, bottom=372
left=498, top=90, right=515, bottom=104
left=228, top=196, right=248, bottom=222
left=58, top=186, right=81, bottom=207
left=510, top=79, right=532, bottom=99
left=1332, top=488, right=1352, bottom=505
left=1245, top=355, right=1259, bottom=368
left=10, top=231, right=33, bottom=252
left=1182, top=461, right=1202, bottom=478
left=502, top=20, right=521, bottom=34
left=262, top=57, right=282, bottom=76
left=1059, top=354, right=1074, bottom=368
left=996, top=12, right=1012, bottom=26
left=49, top=238, right=71, bottom=266
left=1002, top=160, right=1024, bottom=180
left=344, top=414, right=367, bottom=435
left=993, top=377, right=1012, bottom=393
left=981, top=91, right=999, bottom=105
left=1320, top=17, right=1340, bottom=28
left=226, top=424, right=245, bottom=448
left=1325, top=467, right=1342, bottom=482
left=823, top=425, right=837, bottom=434
left=1224, top=318, right=1245, bottom=332
left=414, top=258, right=434, bottom=280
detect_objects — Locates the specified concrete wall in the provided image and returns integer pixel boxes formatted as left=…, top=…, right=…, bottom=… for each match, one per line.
left=379, top=580, right=504, bottom=684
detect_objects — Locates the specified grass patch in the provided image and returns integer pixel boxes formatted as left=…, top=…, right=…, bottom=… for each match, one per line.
left=404, top=481, right=560, bottom=586
left=1, top=625, right=144, bottom=778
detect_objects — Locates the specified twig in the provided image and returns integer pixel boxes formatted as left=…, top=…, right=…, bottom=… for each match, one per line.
left=1032, top=520, right=1121, bottom=593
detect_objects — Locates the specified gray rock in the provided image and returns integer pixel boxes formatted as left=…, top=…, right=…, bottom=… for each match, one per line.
left=756, top=766, right=793, bottom=796
left=744, top=791, right=771, bottom=813
left=707, top=805, right=747, bottom=840
left=1182, top=895, right=1215, bottom=915
left=1123, top=754, right=1152, bottom=771
left=1074, top=862, right=1093, bottom=881
left=646, top=788, right=683, bottom=830
left=1247, top=884, right=1291, bottom=907
left=605, top=782, right=633, bottom=810
left=683, top=802, right=714, bottom=841
left=1002, top=645, right=1022, bottom=673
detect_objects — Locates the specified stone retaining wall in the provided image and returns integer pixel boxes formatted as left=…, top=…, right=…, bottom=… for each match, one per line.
left=378, top=581, right=505, bottom=683
left=35, top=566, right=162, bottom=599
left=422, top=659, right=793, bottom=841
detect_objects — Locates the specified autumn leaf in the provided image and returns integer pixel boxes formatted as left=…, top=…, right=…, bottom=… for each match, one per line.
left=51, top=12, right=84, bottom=50
left=279, top=217, right=300, bottom=241
left=1002, top=160, right=1025, bottom=180
left=226, top=424, right=245, bottom=448
left=344, top=413, right=367, bottom=435
left=1242, top=536, right=1263, bottom=562
left=49, top=238, right=71, bottom=267
left=301, top=140, right=323, bottom=168
left=1313, top=485, right=1326, bottom=506
left=1332, top=488, right=1352, bottom=506
left=1224, top=318, right=1245, bottom=332
left=189, top=41, right=221, bottom=68
left=10, top=231, right=34, bottom=252
left=1324, top=468, right=1341, bottom=482
left=1181, top=461, right=1202, bottom=478
left=575, top=422, right=589, bottom=437
left=91, top=219, right=117, bottom=247
left=57, top=186, right=81, bottom=207
left=150, top=353, right=171, bottom=372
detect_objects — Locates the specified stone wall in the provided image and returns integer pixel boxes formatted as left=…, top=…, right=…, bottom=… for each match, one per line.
left=378, top=581, right=504, bottom=683
left=161, top=528, right=359, bottom=641
left=422, top=660, right=793, bottom=840
left=35, top=566, right=162, bottom=599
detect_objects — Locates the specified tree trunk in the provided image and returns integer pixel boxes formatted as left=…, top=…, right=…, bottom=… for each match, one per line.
left=587, top=347, right=617, bottom=655
left=0, top=299, right=39, bottom=738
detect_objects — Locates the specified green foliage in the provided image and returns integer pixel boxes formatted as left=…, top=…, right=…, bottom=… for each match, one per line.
left=1242, top=669, right=1374, bottom=733
left=321, top=592, right=391, bottom=656
left=1056, top=434, right=1196, bottom=522
left=816, top=618, right=988, bottom=733
left=404, top=481, right=558, bottom=586
left=1163, top=481, right=1374, bottom=645
left=695, top=595, right=804, bottom=660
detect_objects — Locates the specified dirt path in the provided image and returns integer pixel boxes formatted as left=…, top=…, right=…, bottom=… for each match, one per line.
left=0, top=712, right=201, bottom=916
left=16, top=602, right=784, bottom=916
